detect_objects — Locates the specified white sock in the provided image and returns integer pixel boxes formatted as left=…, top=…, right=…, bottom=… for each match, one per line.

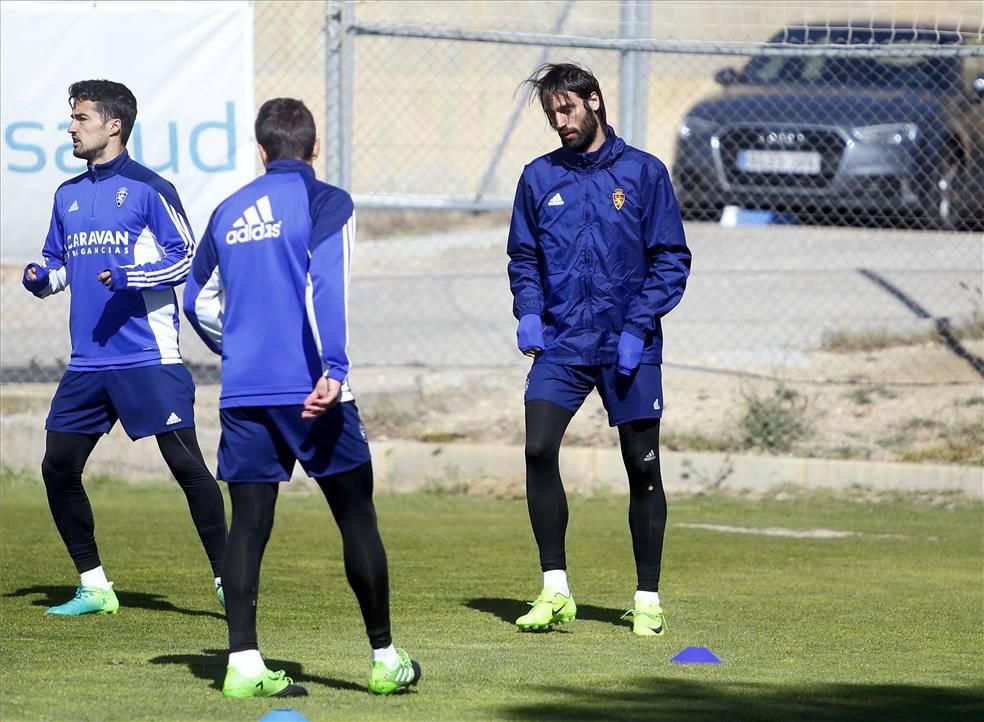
left=634, top=590, right=660, bottom=606
left=80, top=566, right=111, bottom=590
left=372, top=644, right=399, bottom=668
left=214, top=577, right=222, bottom=589
left=228, top=649, right=265, bottom=677
left=543, top=570, right=570, bottom=596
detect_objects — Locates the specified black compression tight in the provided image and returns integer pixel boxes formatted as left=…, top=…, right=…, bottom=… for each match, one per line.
left=41, top=432, right=101, bottom=572
left=524, top=401, right=575, bottom=572
left=224, top=462, right=392, bottom=653
left=524, top=401, right=668, bottom=592
left=617, top=419, right=667, bottom=592
left=157, top=428, right=227, bottom=576
left=41, top=428, right=227, bottom=576
left=224, top=482, right=278, bottom=653
left=317, top=462, right=391, bottom=650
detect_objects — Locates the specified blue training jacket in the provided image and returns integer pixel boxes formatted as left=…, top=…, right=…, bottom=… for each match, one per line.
left=26, top=150, right=195, bottom=370
left=183, top=159, right=355, bottom=409
left=507, top=128, right=692, bottom=365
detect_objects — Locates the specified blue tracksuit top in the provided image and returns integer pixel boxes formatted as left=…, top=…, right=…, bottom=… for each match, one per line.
left=183, top=159, right=355, bottom=409
left=27, top=150, right=195, bottom=370
left=507, top=129, right=692, bottom=365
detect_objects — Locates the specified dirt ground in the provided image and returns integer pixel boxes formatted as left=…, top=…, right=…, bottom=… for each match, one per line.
left=355, top=338, right=984, bottom=466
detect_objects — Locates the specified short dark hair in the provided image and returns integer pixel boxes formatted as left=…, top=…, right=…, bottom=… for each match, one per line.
left=68, top=80, right=138, bottom=145
left=255, top=98, right=316, bottom=162
left=523, top=63, right=608, bottom=128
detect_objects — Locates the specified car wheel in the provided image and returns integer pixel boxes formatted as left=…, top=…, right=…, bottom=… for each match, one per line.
left=932, top=150, right=964, bottom=231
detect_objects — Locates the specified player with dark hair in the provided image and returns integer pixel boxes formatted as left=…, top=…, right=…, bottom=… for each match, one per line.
left=184, top=97, right=421, bottom=698
left=21, top=79, right=227, bottom=616
left=507, top=63, right=692, bottom=636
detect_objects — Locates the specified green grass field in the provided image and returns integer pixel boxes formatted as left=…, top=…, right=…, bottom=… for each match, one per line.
left=1, top=473, right=982, bottom=722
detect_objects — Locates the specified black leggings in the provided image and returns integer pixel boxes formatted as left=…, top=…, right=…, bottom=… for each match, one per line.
left=525, top=400, right=667, bottom=592
left=224, top=462, right=391, bottom=653
left=41, top=428, right=227, bottom=576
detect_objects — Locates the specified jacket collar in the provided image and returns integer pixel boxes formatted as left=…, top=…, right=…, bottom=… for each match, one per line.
left=265, top=159, right=316, bottom=180
left=88, top=150, right=130, bottom=181
left=560, top=126, right=624, bottom=170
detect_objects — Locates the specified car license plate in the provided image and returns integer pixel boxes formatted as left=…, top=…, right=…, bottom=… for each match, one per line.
left=736, top=150, right=822, bottom=175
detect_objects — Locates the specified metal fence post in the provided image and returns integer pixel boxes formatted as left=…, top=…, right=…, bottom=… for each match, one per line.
left=324, top=0, right=342, bottom=186
left=340, top=0, right=354, bottom=191
left=619, top=0, right=637, bottom=144
left=632, top=0, right=650, bottom=151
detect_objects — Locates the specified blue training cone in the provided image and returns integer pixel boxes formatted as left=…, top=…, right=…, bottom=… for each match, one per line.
left=259, top=710, right=309, bottom=722
left=670, top=646, right=723, bottom=664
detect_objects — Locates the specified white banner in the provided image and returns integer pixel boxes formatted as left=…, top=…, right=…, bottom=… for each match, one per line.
left=0, top=0, right=255, bottom=264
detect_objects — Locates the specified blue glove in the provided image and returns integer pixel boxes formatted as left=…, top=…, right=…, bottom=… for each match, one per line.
left=517, top=314, right=544, bottom=354
left=616, top=329, right=645, bottom=375
left=22, top=263, right=50, bottom=295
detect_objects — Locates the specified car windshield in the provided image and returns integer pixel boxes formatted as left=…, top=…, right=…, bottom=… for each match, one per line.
left=742, top=29, right=960, bottom=90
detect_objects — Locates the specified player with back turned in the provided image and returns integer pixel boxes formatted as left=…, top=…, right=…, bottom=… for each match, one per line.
left=21, top=79, right=227, bottom=617
left=184, top=97, right=421, bottom=698
left=507, top=63, right=692, bottom=636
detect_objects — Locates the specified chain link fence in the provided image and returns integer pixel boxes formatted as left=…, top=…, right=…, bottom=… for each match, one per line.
left=2, top=0, right=982, bottom=394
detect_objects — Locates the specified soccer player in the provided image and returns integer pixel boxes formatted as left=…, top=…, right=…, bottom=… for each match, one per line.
left=21, top=80, right=227, bottom=616
left=183, top=97, right=421, bottom=698
left=507, top=64, right=692, bottom=636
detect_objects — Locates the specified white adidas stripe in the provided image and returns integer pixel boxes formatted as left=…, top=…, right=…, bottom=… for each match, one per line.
left=233, top=196, right=275, bottom=228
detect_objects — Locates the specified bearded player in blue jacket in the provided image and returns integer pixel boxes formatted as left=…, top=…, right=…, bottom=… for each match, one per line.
left=184, top=98, right=420, bottom=698
left=20, top=80, right=227, bottom=616
left=507, top=64, right=692, bottom=636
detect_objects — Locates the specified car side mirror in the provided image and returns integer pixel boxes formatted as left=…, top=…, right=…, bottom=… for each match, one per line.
left=714, top=67, right=740, bottom=86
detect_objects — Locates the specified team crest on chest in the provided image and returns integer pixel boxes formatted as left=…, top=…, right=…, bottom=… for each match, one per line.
left=612, top=187, right=625, bottom=210
left=115, top=187, right=128, bottom=208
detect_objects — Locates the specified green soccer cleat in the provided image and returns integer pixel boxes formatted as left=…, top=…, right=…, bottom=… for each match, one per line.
left=515, top=587, right=577, bottom=631
left=45, top=584, right=119, bottom=616
left=216, top=582, right=225, bottom=610
left=622, top=599, right=666, bottom=637
left=222, top=666, right=308, bottom=698
left=368, top=648, right=422, bottom=695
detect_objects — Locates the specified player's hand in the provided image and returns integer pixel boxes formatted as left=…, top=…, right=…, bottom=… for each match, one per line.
left=98, top=269, right=129, bottom=291
left=517, top=314, right=544, bottom=357
left=302, top=376, right=341, bottom=418
left=22, top=263, right=50, bottom=295
left=616, top=330, right=645, bottom=376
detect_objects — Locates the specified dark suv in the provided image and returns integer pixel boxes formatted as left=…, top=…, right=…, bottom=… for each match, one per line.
left=673, top=24, right=984, bottom=229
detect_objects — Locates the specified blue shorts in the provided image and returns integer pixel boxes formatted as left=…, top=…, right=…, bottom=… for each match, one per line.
left=46, top=365, right=196, bottom=440
left=218, top=401, right=371, bottom=483
left=525, top=362, right=663, bottom=427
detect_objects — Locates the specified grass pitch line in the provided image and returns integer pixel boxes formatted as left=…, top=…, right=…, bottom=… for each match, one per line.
left=675, top=523, right=912, bottom=540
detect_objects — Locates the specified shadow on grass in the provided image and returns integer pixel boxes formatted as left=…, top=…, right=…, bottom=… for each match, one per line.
left=499, top=678, right=984, bottom=722
left=467, top=597, right=625, bottom=626
left=148, top=649, right=365, bottom=692
left=4, top=585, right=224, bottom=620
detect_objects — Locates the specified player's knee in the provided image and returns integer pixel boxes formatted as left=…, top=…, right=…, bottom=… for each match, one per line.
left=525, top=436, right=561, bottom=466
left=626, top=467, right=663, bottom=495
left=41, top=453, right=75, bottom=488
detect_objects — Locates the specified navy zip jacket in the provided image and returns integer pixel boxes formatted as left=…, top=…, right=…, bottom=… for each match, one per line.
left=507, top=128, right=691, bottom=366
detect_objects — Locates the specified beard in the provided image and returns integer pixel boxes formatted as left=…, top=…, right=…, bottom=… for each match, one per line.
left=72, top=137, right=108, bottom=162
left=559, top=105, right=600, bottom=153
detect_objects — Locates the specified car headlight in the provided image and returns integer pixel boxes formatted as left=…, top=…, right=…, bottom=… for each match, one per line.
left=678, top=116, right=718, bottom=139
left=851, top=123, right=918, bottom=145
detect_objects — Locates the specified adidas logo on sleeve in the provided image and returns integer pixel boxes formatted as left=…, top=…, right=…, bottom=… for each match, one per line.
left=226, top=195, right=282, bottom=244
left=547, top=192, right=564, bottom=207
